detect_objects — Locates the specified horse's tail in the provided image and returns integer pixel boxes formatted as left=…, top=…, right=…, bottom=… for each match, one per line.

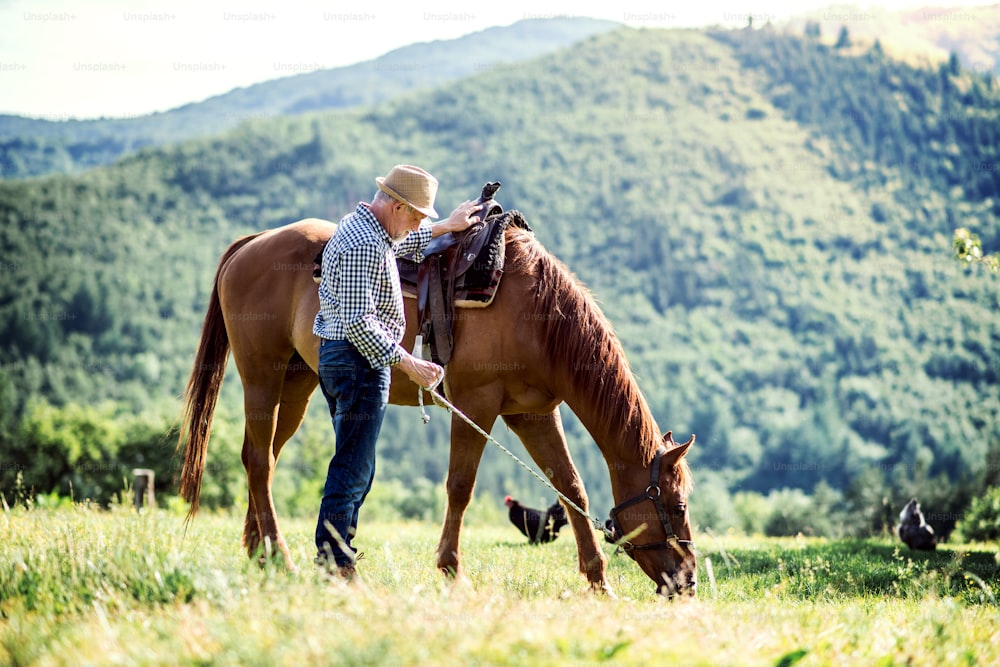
left=177, top=232, right=263, bottom=518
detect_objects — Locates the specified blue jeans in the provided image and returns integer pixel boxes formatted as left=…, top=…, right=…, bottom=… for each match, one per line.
left=314, top=339, right=390, bottom=566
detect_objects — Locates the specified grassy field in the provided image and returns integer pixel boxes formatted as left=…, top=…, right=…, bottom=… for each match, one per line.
left=1, top=501, right=998, bottom=666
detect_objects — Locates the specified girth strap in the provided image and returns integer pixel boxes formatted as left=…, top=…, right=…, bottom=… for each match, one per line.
left=427, top=255, right=453, bottom=365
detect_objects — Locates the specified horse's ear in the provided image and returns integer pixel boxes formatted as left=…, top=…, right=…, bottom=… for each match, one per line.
left=661, top=433, right=695, bottom=465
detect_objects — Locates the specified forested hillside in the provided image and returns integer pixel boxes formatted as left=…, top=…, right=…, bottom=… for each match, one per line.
left=0, top=17, right=619, bottom=179
left=782, top=4, right=1000, bottom=76
left=1, top=26, right=997, bottom=538
left=714, top=28, right=1000, bottom=212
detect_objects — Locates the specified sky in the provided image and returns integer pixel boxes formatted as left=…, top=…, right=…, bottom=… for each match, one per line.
left=0, top=0, right=995, bottom=120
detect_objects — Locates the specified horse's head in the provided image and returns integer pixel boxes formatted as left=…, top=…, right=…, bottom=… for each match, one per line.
left=608, top=432, right=696, bottom=597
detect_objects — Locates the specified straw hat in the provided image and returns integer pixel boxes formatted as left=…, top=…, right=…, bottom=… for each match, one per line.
left=375, top=164, right=439, bottom=218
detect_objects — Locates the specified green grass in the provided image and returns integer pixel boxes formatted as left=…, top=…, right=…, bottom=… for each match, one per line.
left=1, top=503, right=998, bottom=666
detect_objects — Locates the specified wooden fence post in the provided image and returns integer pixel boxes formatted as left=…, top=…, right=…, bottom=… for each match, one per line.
left=132, top=468, right=155, bottom=510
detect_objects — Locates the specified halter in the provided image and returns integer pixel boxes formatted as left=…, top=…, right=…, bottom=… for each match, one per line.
left=606, top=448, right=695, bottom=556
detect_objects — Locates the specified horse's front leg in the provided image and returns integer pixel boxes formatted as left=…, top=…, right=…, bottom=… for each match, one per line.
left=436, top=410, right=492, bottom=581
left=502, top=410, right=613, bottom=596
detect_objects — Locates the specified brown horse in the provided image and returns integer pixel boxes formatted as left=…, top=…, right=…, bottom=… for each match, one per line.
left=177, top=217, right=697, bottom=596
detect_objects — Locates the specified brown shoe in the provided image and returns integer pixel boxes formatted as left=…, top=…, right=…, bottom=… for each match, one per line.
left=315, top=552, right=365, bottom=584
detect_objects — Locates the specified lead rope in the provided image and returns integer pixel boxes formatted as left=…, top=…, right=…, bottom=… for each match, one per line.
left=412, top=361, right=609, bottom=537
left=414, top=335, right=432, bottom=424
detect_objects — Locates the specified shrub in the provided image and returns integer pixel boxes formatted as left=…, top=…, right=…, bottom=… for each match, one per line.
left=1, top=399, right=179, bottom=508
left=764, top=488, right=817, bottom=537
left=954, top=486, right=1000, bottom=542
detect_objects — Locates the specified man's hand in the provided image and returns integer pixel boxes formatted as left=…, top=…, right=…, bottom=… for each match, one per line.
left=395, top=351, right=444, bottom=389
left=430, top=200, right=482, bottom=237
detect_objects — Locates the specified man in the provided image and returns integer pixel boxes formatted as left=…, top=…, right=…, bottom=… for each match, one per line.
left=313, top=164, right=480, bottom=579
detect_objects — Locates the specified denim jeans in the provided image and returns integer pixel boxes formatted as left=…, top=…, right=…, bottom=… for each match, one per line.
left=314, top=339, right=390, bottom=566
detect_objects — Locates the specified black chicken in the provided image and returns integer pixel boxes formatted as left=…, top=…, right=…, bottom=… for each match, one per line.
left=897, top=498, right=936, bottom=551
left=504, top=496, right=568, bottom=544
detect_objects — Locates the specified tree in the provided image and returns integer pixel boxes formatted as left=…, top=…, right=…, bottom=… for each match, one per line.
left=835, top=26, right=851, bottom=50
left=948, top=51, right=961, bottom=77
left=953, top=228, right=1000, bottom=274
left=954, top=486, right=1000, bottom=542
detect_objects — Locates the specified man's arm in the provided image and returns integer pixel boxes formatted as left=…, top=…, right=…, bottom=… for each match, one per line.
left=395, top=199, right=482, bottom=259
left=393, top=350, right=443, bottom=389
left=431, top=199, right=482, bottom=237
left=337, top=244, right=403, bottom=368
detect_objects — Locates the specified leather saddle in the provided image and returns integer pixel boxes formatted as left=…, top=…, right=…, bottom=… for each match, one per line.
left=397, top=182, right=531, bottom=365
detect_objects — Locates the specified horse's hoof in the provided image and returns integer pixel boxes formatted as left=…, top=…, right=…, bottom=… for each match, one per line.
left=442, top=572, right=475, bottom=599
left=437, top=563, right=460, bottom=579
left=591, top=581, right=617, bottom=599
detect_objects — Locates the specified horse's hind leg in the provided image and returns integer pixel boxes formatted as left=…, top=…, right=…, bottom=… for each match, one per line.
left=502, top=410, right=612, bottom=595
left=273, top=360, right=318, bottom=460
left=243, top=358, right=319, bottom=567
left=436, top=407, right=495, bottom=580
left=238, top=370, right=293, bottom=566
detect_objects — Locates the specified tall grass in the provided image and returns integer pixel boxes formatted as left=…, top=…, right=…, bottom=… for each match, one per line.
left=1, top=501, right=997, bottom=666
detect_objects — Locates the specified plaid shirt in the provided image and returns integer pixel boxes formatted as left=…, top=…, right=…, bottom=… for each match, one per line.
left=313, top=203, right=433, bottom=368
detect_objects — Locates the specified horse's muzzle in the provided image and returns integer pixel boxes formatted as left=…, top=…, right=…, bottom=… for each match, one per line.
left=657, top=572, right=697, bottom=598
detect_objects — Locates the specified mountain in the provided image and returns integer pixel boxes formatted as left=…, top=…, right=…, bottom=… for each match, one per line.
left=782, top=3, right=1000, bottom=74
left=1, top=25, right=997, bottom=531
left=0, top=17, right=620, bottom=180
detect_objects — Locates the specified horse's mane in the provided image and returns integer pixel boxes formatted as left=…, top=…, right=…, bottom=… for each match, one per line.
left=504, top=227, right=692, bottom=490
